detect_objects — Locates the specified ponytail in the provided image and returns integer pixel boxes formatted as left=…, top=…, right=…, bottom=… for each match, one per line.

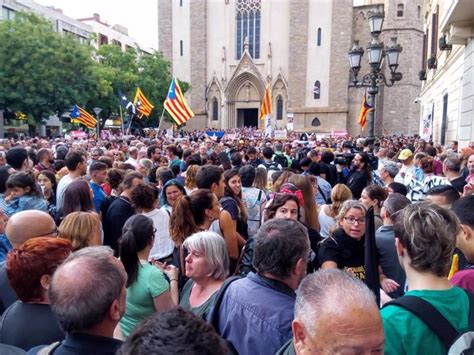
left=119, top=215, right=154, bottom=287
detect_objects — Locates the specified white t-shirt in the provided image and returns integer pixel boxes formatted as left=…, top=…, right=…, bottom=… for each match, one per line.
left=144, top=208, right=175, bottom=261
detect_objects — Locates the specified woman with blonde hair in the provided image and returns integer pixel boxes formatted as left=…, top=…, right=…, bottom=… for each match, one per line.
left=318, top=184, right=353, bottom=238
left=184, top=164, right=199, bottom=195
left=58, top=211, right=101, bottom=251
left=318, top=200, right=367, bottom=280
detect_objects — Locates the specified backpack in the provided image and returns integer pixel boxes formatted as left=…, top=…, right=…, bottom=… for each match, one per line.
left=385, top=292, right=474, bottom=354
left=260, top=161, right=281, bottom=183
left=273, top=153, right=288, bottom=168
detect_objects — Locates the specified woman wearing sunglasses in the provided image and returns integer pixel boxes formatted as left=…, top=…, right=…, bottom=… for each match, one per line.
left=318, top=200, right=367, bottom=280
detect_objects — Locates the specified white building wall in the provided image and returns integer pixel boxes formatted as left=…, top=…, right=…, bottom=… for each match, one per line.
left=172, top=0, right=190, bottom=82
left=266, top=0, right=290, bottom=82
left=419, top=46, right=465, bottom=143
left=305, top=0, right=332, bottom=107
left=206, top=0, right=228, bottom=82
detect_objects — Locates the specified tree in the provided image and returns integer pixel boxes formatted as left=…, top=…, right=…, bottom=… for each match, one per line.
left=0, top=13, right=98, bottom=126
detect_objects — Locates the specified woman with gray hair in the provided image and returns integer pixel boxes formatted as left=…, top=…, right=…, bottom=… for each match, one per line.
left=179, top=231, right=229, bottom=319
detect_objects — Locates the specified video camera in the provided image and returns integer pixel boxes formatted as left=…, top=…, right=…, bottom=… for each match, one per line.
left=334, top=152, right=379, bottom=171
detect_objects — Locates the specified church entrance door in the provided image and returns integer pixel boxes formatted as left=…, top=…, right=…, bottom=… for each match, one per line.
left=237, top=108, right=258, bottom=128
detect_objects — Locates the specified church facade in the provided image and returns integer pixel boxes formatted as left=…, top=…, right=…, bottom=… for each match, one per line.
left=158, top=0, right=423, bottom=136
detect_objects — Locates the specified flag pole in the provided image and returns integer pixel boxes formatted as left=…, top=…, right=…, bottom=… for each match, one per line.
left=127, top=115, right=133, bottom=135
left=157, top=106, right=166, bottom=132
left=118, top=105, right=125, bottom=137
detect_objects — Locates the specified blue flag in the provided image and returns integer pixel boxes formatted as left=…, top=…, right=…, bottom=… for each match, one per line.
left=118, top=91, right=136, bottom=115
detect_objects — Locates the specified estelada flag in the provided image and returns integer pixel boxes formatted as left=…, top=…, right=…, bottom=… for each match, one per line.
left=70, top=105, right=97, bottom=129
left=133, top=88, right=154, bottom=118
left=358, top=93, right=373, bottom=128
left=259, top=84, right=272, bottom=120
left=163, top=78, right=194, bottom=125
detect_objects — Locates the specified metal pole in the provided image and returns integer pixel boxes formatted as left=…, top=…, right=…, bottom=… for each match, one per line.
left=157, top=106, right=166, bottom=132
left=367, top=71, right=378, bottom=149
left=119, top=105, right=125, bottom=137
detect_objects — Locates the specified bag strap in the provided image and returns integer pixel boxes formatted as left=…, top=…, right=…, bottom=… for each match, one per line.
left=38, top=341, right=62, bottom=355
left=207, top=276, right=241, bottom=328
left=386, top=295, right=459, bottom=350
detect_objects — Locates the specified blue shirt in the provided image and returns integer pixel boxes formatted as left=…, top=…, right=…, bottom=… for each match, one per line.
left=90, top=182, right=106, bottom=213
left=216, top=272, right=295, bottom=355
left=0, top=235, right=12, bottom=263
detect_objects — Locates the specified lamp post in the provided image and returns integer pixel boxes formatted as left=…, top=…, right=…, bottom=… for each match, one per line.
left=348, top=7, right=403, bottom=147
left=93, top=107, right=102, bottom=139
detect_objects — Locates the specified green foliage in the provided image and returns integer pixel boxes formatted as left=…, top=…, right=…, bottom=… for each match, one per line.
left=0, top=12, right=98, bottom=123
left=0, top=12, right=189, bottom=129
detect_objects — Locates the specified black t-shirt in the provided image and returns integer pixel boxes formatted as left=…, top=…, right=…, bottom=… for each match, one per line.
left=103, top=196, right=135, bottom=255
left=220, top=196, right=249, bottom=240
left=318, top=228, right=365, bottom=280
left=346, top=170, right=370, bottom=199
left=0, top=301, right=65, bottom=350
left=0, top=263, right=17, bottom=315
left=450, top=176, right=467, bottom=194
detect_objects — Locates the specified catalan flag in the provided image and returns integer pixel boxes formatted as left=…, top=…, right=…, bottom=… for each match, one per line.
left=70, top=105, right=97, bottom=129
left=260, top=84, right=272, bottom=120
left=133, top=88, right=154, bottom=118
left=163, top=78, right=194, bottom=125
left=358, top=93, right=373, bottom=128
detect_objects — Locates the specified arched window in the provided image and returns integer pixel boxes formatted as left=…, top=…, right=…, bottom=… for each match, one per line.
left=313, top=81, right=321, bottom=99
left=397, top=4, right=404, bottom=17
left=212, top=99, right=219, bottom=121
left=311, top=117, right=321, bottom=127
left=417, top=5, right=421, bottom=19
left=236, top=0, right=261, bottom=59
left=180, top=40, right=183, bottom=56
left=317, top=28, right=322, bottom=46
left=276, top=97, right=283, bottom=120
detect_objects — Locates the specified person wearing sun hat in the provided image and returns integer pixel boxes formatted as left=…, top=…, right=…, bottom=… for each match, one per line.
left=395, top=148, right=423, bottom=185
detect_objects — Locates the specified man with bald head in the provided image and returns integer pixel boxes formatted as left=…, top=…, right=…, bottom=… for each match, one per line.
left=0, top=210, right=57, bottom=314
left=277, top=269, right=384, bottom=355
left=30, top=246, right=126, bottom=354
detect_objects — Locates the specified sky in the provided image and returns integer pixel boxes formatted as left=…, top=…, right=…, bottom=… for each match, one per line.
left=35, top=0, right=158, bottom=50
left=35, top=0, right=364, bottom=51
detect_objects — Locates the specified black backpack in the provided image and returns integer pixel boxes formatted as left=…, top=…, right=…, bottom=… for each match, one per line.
left=273, top=154, right=288, bottom=168
left=385, top=292, right=474, bottom=354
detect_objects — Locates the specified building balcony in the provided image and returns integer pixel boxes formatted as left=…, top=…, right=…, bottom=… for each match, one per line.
left=440, top=0, right=474, bottom=45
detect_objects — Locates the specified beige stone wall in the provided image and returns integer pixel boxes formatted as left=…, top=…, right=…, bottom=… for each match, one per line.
left=189, top=0, right=207, bottom=122
left=328, top=0, right=353, bottom=112
left=158, top=0, right=173, bottom=62
left=288, top=0, right=309, bottom=109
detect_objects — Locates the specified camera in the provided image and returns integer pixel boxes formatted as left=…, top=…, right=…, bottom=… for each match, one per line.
left=334, top=153, right=355, bottom=166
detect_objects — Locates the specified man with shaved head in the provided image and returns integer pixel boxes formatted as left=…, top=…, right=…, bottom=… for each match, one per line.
left=277, top=269, right=384, bottom=355
left=29, top=246, right=126, bottom=354
left=0, top=210, right=57, bottom=314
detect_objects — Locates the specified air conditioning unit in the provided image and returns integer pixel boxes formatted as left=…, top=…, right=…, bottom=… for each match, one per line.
left=427, top=56, right=437, bottom=69
left=418, top=70, right=427, bottom=81
left=439, top=36, right=452, bottom=51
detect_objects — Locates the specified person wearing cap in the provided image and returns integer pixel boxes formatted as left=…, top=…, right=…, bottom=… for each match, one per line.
left=379, top=160, right=400, bottom=187
left=394, top=149, right=423, bottom=185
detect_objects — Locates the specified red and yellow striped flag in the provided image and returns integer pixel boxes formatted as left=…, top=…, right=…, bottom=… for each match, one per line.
left=163, top=78, right=194, bottom=125
left=133, top=88, right=154, bottom=118
left=358, top=93, right=373, bottom=128
left=259, top=84, right=272, bottom=120
left=70, top=105, right=97, bottom=129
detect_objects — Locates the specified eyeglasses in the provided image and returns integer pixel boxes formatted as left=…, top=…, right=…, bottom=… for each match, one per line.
left=343, top=217, right=366, bottom=225
left=35, top=227, right=59, bottom=238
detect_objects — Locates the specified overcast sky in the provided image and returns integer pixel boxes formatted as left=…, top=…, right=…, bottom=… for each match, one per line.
left=35, top=0, right=364, bottom=51
left=35, top=0, right=158, bottom=49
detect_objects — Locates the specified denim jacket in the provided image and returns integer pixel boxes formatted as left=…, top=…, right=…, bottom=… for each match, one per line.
left=1, top=195, right=48, bottom=217
left=216, top=272, right=296, bottom=355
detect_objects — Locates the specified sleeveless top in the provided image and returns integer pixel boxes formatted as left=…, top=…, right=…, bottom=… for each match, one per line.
left=318, top=205, right=336, bottom=238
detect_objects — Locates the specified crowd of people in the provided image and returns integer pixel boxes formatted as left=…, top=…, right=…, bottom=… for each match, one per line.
left=0, top=130, right=473, bottom=354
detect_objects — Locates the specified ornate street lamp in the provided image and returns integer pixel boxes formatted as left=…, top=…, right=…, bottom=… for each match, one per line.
left=93, top=107, right=102, bottom=137
left=348, top=7, right=403, bottom=147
